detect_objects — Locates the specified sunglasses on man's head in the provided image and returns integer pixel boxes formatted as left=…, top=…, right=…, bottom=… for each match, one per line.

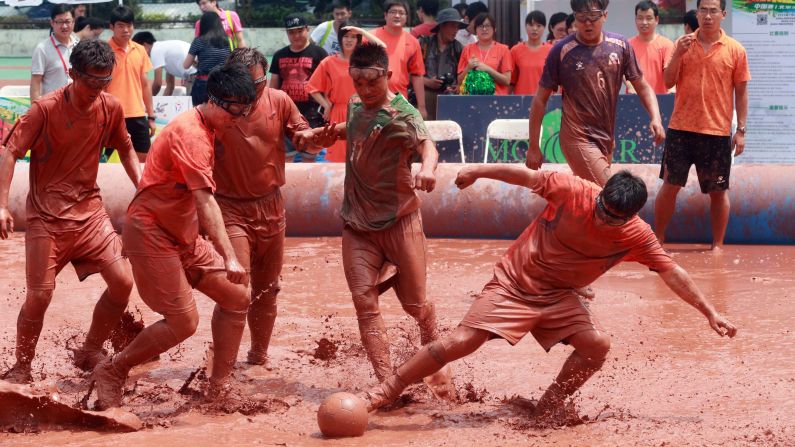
left=348, top=66, right=387, bottom=81
left=208, top=93, right=252, bottom=117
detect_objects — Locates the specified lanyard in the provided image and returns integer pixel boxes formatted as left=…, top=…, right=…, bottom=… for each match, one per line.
left=50, top=34, right=69, bottom=76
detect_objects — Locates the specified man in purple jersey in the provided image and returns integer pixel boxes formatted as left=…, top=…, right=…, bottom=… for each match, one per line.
left=526, top=0, right=665, bottom=186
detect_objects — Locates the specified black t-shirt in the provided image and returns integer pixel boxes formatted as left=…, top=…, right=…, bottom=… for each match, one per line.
left=269, top=43, right=328, bottom=128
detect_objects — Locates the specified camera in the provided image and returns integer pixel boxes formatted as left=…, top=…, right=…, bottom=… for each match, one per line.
left=437, top=72, right=456, bottom=90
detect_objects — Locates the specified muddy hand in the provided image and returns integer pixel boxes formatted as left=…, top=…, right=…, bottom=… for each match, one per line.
left=413, top=169, right=436, bottom=192
left=0, top=207, right=13, bottom=240
left=454, top=167, right=478, bottom=190
left=225, top=258, right=249, bottom=286
left=708, top=313, right=737, bottom=338
left=650, top=119, right=666, bottom=146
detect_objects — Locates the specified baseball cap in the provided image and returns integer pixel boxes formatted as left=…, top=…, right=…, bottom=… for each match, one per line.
left=284, top=14, right=307, bottom=29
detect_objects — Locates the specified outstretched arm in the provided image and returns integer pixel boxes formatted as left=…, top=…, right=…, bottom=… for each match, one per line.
left=455, top=164, right=543, bottom=190
left=193, top=188, right=248, bottom=286
left=658, top=266, right=737, bottom=337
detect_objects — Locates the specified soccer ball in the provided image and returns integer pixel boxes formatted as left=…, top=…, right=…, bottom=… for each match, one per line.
left=317, top=392, right=368, bottom=437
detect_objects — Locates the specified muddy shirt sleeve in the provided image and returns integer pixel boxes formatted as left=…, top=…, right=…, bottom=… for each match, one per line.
left=281, top=94, right=310, bottom=141
left=624, top=229, right=677, bottom=273
left=539, top=44, right=561, bottom=91
left=623, top=38, right=642, bottom=82
left=528, top=171, right=579, bottom=208
left=171, top=131, right=216, bottom=192
left=5, top=103, right=45, bottom=159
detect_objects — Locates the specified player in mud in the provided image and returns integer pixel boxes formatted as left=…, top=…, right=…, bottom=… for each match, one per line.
left=212, top=47, right=313, bottom=366
left=91, top=64, right=258, bottom=409
left=359, top=165, right=737, bottom=424
left=0, top=40, right=141, bottom=383
left=297, top=42, right=454, bottom=396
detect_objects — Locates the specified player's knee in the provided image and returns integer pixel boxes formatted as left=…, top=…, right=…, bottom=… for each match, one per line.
left=22, top=289, right=54, bottom=318
left=352, top=292, right=380, bottom=318
left=578, top=331, right=611, bottom=364
left=400, top=300, right=431, bottom=320
left=443, top=326, right=489, bottom=360
left=168, top=310, right=200, bottom=339
left=251, top=284, right=279, bottom=307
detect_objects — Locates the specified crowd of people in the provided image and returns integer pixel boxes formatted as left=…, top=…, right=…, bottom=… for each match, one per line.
left=0, top=0, right=746, bottom=431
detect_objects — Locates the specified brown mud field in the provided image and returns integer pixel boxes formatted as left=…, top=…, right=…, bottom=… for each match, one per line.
left=1, top=235, right=793, bottom=446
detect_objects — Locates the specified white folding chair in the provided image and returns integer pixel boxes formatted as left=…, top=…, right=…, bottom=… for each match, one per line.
left=425, top=120, right=466, bottom=163
left=0, top=85, right=30, bottom=97
left=171, top=85, right=187, bottom=96
left=483, top=119, right=529, bottom=163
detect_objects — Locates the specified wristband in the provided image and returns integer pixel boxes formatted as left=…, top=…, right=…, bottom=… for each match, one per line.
left=147, top=116, right=156, bottom=121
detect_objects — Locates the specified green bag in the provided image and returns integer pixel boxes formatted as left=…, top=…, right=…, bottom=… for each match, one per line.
left=462, top=69, right=495, bottom=95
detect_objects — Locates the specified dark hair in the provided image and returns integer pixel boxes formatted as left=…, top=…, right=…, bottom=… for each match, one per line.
left=697, top=0, right=726, bottom=9
left=565, top=13, right=575, bottom=29
left=525, top=10, right=546, bottom=27
left=208, top=63, right=256, bottom=103
left=417, top=0, right=439, bottom=17
left=76, top=16, right=106, bottom=32
left=51, top=4, right=74, bottom=20
left=337, top=20, right=363, bottom=50
left=683, top=9, right=699, bottom=31
left=635, top=1, right=659, bottom=17
left=70, top=39, right=115, bottom=74
left=472, top=13, right=495, bottom=30
left=132, top=31, right=156, bottom=46
left=199, top=11, right=228, bottom=48
left=453, top=3, right=467, bottom=17
left=547, top=12, right=567, bottom=40
left=464, top=1, right=488, bottom=21
left=195, top=0, right=216, bottom=5
left=383, top=0, right=408, bottom=14
left=109, top=5, right=135, bottom=25
left=350, top=42, right=389, bottom=71
left=570, top=0, right=609, bottom=13
left=601, top=170, right=648, bottom=217
left=332, top=0, right=351, bottom=9
left=227, top=47, right=269, bottom=73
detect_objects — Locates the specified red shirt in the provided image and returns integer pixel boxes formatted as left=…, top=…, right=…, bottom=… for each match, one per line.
left=510, top=42, right=551, bottom=95
left=214, top=88, right=310, bottom=198
left=628, top=34, right=674, bottom=94
left=372, top=27, right=425, bottom=97
left=6, top=88, right=132, bottom=229
left=494, top=172, right=676, bottom=304
left=127, top=108, right=215, bottom=250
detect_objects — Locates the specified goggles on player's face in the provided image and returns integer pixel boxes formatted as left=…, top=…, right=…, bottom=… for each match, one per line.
left=208, top=93, right=252, bottom=117
left=348, top=66, right=387, bottom=82
left=596, top=194, right=631, bottom=226
left=253, top=75, right=268, bottom=85
left=574, top=10, right=605, bottom=23
left=73, top=69, right=113, bottom=89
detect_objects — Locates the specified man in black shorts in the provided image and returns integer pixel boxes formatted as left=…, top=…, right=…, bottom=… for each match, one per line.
left=654, top=0, right=750, bottom=251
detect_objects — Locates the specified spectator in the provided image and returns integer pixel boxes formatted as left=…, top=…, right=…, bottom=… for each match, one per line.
left=566, top=13, right=577, bottom=34
left=418, top=8, right=465, bottom=119
left=372, top=0, right=427, bottom=118
left=458, top=13, right=512, bottom=96
left=75, top=16, right=106, bottom=41
left=628, top=1, right=674, bottom=94
left=453, top=2, right=467, bottom=19
left=185, top=12, right=232, bottom=105
left=307, top=24, right=386, bottom=161
left=683, top=9, right=699, bottom=33
left=654, top=0, right=750, bottom=251
left=547, top=12, right=568, bottom=42
left=511, top=11, right=550, bottom=95
left=133, top=31, right=195, bottom=96
left=311, top=0, right=352, bottom=55
left=194, top=0, right=246, bottom=49
left=456, top=1, right=487, bottom=47
left=105, top=5, right=155, bottom=163
left=527, top=0, right=664, bottom=186
left=30, top=4, right=78, bottom=102
left=412, top=0, right=439, bottom=38
left=73, top=4, right=87, bottom=18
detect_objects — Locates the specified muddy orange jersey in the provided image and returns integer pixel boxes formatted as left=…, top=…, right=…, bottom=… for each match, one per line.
left=494, top=172, right=676, bottom=304
left=5, top=88, right=132, bottom=228
left=372, top=27, right=425, bottom=97
left=213, top=88, right=310, bottom=198
left=510, top=42, right=551, bottom=95
left=127, top=108, right=215, bottom=251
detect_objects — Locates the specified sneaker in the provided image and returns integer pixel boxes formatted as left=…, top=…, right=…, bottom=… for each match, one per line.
left=72, top=347, right=107, bottom=372
left=93, top=358, right=127, bottom=410
left=1, top=363, right=32, bottom=384
left=246, top=349, right=268, bottom=366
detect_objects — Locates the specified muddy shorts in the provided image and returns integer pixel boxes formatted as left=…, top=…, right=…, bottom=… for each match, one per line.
left=26, top=211, right=123, bottom=291
left=560, top=132, right=613, bottom=186
left=342, top=209, right=427, bottom=306
left=660, top=128, right=732, bottom=193
left=460, top=276, right=600, bottom=351
left=123, top=218, right=224, bottom=316
left=217, top=190, right=285, bottom=294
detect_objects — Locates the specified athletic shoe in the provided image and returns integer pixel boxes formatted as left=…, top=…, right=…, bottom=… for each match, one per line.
left=1, top=364, right=32, bottom=384
left=93, top=358, right=127, bottom=410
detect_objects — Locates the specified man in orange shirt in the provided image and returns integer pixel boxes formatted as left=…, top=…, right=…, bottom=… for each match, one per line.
left=105, top=6, right=155, bottom=163
left=655, top=0, right=750, bottom=251
left=360, top=165, right=737, bottom=425
left=0, top=40, right=141, bottom=383
left=92, top=64, right=256, bottom=409
left=372, top=0, right=428, bottom=118
left=213, top=48, right=314, bottom=366
left=627, top=1, right=674, bottom=94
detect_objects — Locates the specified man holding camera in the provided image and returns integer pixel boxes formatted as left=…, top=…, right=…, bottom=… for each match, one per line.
left=418, top=8, right=466, bottom=120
